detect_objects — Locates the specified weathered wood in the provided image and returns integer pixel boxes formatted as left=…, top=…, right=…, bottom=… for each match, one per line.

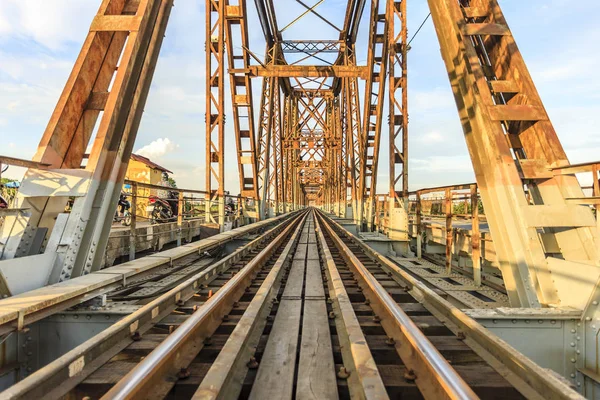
left=306, top=243, right=320, bottom=260
left=248, top=299, right=302, bottom=400
left=296, top=300, right=338, bottom=400
left=304, top=259, right=325, bottom=298
left=314, top=218, right=388, bottom=399
left=282, top=260, right=306, bottom=298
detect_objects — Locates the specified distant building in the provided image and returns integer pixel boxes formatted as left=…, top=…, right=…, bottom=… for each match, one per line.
left=125, top=154, right=173, bottom=219
left=126, top=154, right=172, bottom=185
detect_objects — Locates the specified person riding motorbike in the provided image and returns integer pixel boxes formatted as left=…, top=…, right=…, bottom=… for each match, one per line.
left=158, top=172, right=178, bottom=216
left=114, top=191, right=131, bottom=226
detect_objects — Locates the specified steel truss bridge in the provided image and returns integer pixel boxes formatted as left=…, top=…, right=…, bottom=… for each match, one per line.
left=0, top=0, right=599, bottom=398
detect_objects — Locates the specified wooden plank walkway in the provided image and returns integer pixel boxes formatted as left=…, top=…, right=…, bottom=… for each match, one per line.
left=249, top=215, right=337, bottom=400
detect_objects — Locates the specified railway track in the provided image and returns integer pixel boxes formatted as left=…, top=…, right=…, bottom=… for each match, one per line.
left=1, top=209, right=580, bottom=399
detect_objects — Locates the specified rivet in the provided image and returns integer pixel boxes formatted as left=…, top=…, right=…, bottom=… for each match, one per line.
left=337, top=366, right=350, bottom=379
left=571, top=329, right=577, bottom=333
left=247, top=356, right=259, bottom=369
left=403, top=369, right=417, bottom=382
left=571, top=373, right=576, bottom=378
left=177, top=367, right=190, bottom=380
left=550, top=320, right=556, bottom=324
left=585, top=317, right=592, bottom=321
left=571, top=358, right=576, bottom=363
left=593, top=301, right=598, bottom=305
left=570, top=342, right=575, bottom=347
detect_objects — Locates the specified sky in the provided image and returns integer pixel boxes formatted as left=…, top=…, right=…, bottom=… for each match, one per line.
left=1, top=0, right=599, bottom=193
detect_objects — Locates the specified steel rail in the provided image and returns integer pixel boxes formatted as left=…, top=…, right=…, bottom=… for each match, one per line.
left=313, top=216, right=389, bottom=399
left=101, top=211, right=309, bottom=399
left=320, top=211, right=583, bottom=400
left=316, top=212, right=478, bottom=400
left=0, top=212, right=304, bottom=400
left=0, top=212, right=294, bottom=336
left=192, top=210, right=308, bottom=399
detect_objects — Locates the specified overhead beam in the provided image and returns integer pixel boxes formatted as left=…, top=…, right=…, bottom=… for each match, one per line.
left=237, top=65, right=368, bottom=78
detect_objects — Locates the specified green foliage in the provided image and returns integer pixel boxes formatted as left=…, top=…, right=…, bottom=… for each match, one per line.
left=452, top=199, right=484, bottom=215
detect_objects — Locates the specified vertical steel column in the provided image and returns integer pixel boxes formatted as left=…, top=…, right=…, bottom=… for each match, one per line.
left=344, top=48, right=363, bottom=226
left=268, top=84, right=282, bottom=215
left=224, top=0, right=259, bottom=202
left=470, top=184, right=481, bottom=286
left=388, top=0, right=408, bottom=208
left=257, top=46, right=277, bottom=219
left=359, top=0, right=390, bottom=231
left=205, top=0, right=226, bottom=230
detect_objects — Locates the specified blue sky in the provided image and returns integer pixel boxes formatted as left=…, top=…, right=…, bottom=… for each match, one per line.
left=1, top=0, right=599, bottom=193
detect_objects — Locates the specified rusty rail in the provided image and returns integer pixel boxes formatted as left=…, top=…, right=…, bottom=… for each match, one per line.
left=0, top=210, right=306, bottom=399
left=100, top=211, right=308, bottom=399
left=321, top=211, right=583, bottom=400
left=317, top=211, right=479, bottom=399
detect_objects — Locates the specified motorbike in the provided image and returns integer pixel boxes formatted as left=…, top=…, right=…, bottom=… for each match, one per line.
left=147, top=195, right=175, bottom=224
left=114, top=193, right=132, bottom=226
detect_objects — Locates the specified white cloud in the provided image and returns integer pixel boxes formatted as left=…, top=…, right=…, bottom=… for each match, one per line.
left=135, top=138, right=179, bottom=159
left=0, top=1, right=97, bottom=50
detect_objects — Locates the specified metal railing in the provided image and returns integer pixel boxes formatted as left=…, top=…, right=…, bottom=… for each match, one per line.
left=118, top=180, right=260, bottom=261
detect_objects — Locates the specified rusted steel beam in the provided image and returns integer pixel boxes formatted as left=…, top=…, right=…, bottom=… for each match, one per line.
left=0, top=156, right=50, bottom=170
left=388, top=0, right=408, bottom=204
left=281, top=40, right=341, bottom=53
left=358, top=0, right=390, bottom=230
left=205, top=0, right=226, bottom=228
left=238, top=65, right=369, bottom=78
left=427, top=0, right=597, bottom=307
left=225, top=0, right=259, bottom=200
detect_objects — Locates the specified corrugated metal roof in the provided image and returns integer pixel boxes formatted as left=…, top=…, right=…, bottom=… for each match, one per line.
left=131, top=154, right=173, bottom=173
